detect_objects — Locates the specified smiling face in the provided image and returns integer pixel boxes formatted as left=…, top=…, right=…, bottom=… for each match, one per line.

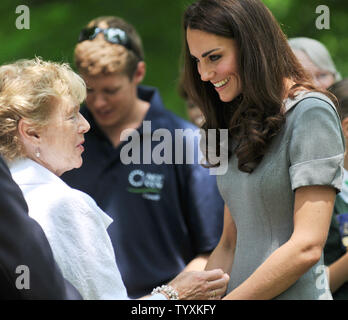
left=83, top=73, right=139, bottom=129
left=186, top=28, right=242, bottom=103
left=38, top=97, right=90, bottom=176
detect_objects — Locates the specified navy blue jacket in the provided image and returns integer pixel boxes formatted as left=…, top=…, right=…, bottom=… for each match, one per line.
left=0, top=156, right=81, bottom=300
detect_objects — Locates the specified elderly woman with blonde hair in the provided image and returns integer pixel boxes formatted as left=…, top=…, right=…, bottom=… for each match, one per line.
left=0, top=57, right=228, bottom=300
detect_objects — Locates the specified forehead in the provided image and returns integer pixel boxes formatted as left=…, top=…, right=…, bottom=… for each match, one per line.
left=45, top=96, right=76, bottom=123
left=83, top=73, right=129, bottom=87
left=57, top=96, right=78, bottom=113
left=293, top=49, right=323, bottom=73
left=186, top=28, right=237, bottom=55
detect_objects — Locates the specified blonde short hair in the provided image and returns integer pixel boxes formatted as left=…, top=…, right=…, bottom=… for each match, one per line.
left=74, top=16, right=143, bottom=78
left=0, top=57, right=86, bottom=162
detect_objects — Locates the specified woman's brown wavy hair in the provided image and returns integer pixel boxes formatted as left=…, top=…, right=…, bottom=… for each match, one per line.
left=183, top=0, right=324, bottom=173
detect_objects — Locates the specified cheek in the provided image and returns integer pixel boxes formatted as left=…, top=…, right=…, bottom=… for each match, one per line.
left=217, top=60, right=239, bottom=77
left=110, top=95, right=122, bottom=105
left=197, top=63, right=202, bottom=76
left=325, top=75, right=335, bottom=87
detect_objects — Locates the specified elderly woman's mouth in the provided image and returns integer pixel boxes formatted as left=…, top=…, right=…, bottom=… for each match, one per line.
left=77, top=141, right=85, bottom=151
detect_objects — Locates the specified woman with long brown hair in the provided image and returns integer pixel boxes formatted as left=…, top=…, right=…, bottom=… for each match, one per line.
left=183, top=0, right=345, bottom=299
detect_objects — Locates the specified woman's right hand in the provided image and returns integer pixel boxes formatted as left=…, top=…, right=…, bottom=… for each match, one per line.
left=168, top=269, right=229, bottom=300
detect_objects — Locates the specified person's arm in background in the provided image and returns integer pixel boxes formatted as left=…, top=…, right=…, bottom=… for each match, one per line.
left=0, top=156, right=81, bottom=300
left=325, top=113, right=348, bottom=294
left=328, top=251, right=348, bottom=293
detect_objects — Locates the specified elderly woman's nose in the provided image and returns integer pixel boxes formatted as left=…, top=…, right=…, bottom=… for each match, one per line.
left=79, top=113, right=90, bottom=133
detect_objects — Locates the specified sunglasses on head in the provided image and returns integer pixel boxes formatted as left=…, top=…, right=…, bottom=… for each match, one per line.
left=78, top=27, right=135, bottom=52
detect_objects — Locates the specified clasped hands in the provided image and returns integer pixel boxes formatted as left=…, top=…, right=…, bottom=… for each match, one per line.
left=168, top=269, right=229, bottom=300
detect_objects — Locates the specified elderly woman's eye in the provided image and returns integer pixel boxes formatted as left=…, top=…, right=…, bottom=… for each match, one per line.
left=317, top=73, right=329, bottom=79
left=68, top=112, right=78, bottom=120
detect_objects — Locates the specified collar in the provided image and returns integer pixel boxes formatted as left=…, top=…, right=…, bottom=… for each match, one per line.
left=9, top=158, right=65, bottom=187
left=283, top=91, right=335, bottom=113
left=10, top=158, right=114, bottom=228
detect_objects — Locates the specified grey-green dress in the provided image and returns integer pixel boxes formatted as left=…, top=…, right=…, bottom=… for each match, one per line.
left=217, top=92, right=345, bottom=299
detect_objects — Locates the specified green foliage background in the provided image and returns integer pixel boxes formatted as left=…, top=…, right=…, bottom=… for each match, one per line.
left=1, top=0, right=347, bottom=119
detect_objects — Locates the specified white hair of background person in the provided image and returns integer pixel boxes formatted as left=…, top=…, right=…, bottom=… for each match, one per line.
left=288, top=37, right=342, bottom=82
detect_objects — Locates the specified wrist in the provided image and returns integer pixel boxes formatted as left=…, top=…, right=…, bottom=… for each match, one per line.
left=147, top=293, right=168, bottom=300
left=151, top=285, right=179, bottom=300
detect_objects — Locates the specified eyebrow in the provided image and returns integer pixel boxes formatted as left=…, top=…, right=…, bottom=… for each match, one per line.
left=201, top=48, right=220, bottom=58
left=67, top=104, right=80, bottom=114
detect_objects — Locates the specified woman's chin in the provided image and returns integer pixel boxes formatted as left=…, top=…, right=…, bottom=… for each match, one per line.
left=219, top=91, right=241, bottom=103
left=76, top=158, right=83, bottom=169
left=63, top=158, right=83, bottom=175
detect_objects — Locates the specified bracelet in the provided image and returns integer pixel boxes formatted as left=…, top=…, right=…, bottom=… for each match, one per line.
left=151, top=285, right=179, bottom=300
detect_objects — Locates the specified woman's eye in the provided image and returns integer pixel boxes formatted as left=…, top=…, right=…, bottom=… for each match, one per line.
left=209, top=55, right=221, bottom=62
left=317, top=73, right=329, bottom=79
left=68, top=112, right=79, bottom=120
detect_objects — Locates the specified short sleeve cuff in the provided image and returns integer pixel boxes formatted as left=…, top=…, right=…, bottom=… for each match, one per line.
left=289, top=154, right=344, bottom=192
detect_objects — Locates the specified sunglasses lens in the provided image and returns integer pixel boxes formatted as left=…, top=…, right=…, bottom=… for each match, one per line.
left=105, top=28, right=127, bottom=44
left=77, top=27, right=138, bottom=58
left=78, top=27, right=97, bottom=42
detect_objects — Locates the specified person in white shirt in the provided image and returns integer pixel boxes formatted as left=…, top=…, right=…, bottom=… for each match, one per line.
left=0, top=57, right=229, bottom=300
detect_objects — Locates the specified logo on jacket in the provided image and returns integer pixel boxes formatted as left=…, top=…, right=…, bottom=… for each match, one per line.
left=127, top=169, right=164, bottom=201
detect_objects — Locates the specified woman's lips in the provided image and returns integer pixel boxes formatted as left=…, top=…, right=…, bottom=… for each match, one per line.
left=77, top=140, right=85, bottom=151
left=212, top=77, right=231, bottom=91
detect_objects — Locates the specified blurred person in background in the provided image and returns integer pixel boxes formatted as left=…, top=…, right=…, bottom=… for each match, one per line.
left=289, top=37, right=342, bottom=90
left=178, top=78, right=205, bottom=127
left=324, top=78, right=348, bottom=300
left=61, top=16, right=224, bottom=299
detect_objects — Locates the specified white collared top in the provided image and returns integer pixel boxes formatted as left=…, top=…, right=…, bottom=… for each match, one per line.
left=10, top=158, right=129, bottom=300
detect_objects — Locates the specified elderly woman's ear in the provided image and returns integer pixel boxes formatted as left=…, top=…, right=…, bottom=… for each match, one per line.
left=17, top=118, right=41, bottom=146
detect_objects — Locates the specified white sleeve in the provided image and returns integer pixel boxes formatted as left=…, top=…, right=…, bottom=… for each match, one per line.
left=33, top=188, right=129, bottom=300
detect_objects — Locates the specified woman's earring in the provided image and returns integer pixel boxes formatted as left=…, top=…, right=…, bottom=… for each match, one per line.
left=35, top=148, right=41, bottom=158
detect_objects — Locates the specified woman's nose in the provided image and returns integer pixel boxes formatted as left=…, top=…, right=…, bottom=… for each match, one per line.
left=79, top=113, right=90, bottom=133
left=199, top=65, right=215, bottom=82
